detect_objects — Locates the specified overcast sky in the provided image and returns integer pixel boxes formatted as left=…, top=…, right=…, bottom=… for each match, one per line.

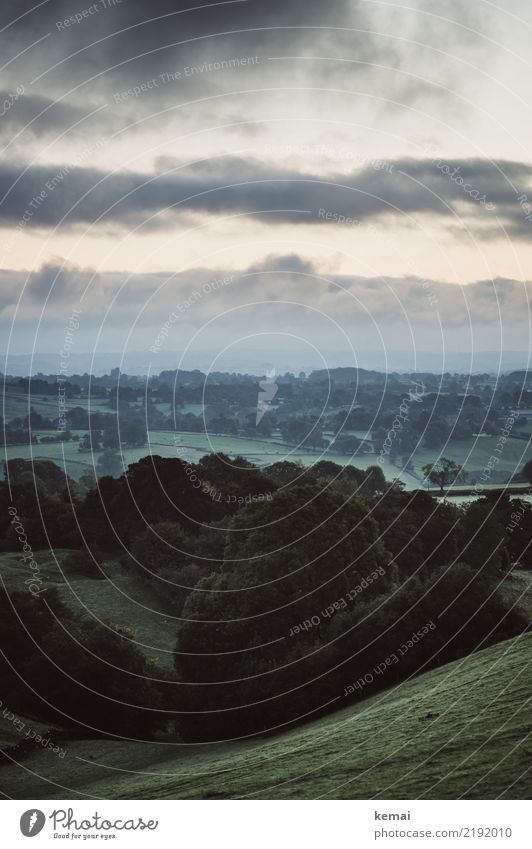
left=1, top=0, right=532, bottom=371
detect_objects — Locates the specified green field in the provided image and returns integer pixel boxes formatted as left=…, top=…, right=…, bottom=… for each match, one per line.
left=3, top=381, right=530, bottom=487
left=1, top=631, right=530, bottom=799
left=410, top=436, right=531, bottom=481
left=1, top=429, right=411, bottom=486
left=2, top=379, right=531, bottom=491
left=2, top=430, right=529, bottom=490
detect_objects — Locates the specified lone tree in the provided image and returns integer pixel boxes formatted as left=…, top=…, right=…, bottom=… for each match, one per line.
left=422, top=458, right=465, bottom=494
left=96, top=450, right=123, bottom=478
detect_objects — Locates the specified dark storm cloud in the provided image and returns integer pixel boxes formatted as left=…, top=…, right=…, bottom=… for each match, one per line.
left=1, top=0, right=351, bottom=34
left=0, top=0, right=502, bottom=149
left=0, top=0, right=357, bottom=92
left=0, top=90, right=119, bottom=143
left=1, top=155, right=531, bottom=237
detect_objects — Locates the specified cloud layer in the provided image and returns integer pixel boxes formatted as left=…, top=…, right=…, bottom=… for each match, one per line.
left=1, top=155, right=531, bottom=239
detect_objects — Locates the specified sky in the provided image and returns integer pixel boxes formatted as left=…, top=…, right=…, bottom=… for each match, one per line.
left=1, top=0, right=532, bottom=373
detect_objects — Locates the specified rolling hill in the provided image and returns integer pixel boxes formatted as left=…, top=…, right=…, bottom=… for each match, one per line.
left=2, top=632, right=530, bottom=800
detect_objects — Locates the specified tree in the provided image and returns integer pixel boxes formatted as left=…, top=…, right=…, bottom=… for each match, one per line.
left=207, top=415, right=238, bottom=435
left=460, top=501, right=509, bottom=573
left=331, top=434, right=362, bottom=453
left=123, top=455, right=213, bottom=533
left=371, top=489, right=460, bottom=578
left=195, top=453, right=277, bottom=516
left=102, top=424, right=120, bottom=449
left=311, top=460, right=343, bottom=479
left=96, top=450, right=123, bottom=478
left=77, top=469, right=97, bottom=497
left=0, top=589, right=166, bottom=738
left=78, top=433, right=92, bottom=452
left=424, top=418, right=449, bottom=449
left=279, top=416, right=325, bottom=448
left=358, top=464, right=386, bottom=497
left=4, top=458, right=72, bottom=496
left=521, top=458, right=532, bottom=483
left=90, top=428, right=103, bottom=450
left=24, top=408, right=46, bottom=429
left=131, top=522, right=210, bottom=611
left=175, top=485, right=394, bottom=739
left=422, top=458, right=465, bottom=493
left=121, top=419, right=147, bottom=446
left=265, top=460, right=310, bottom=486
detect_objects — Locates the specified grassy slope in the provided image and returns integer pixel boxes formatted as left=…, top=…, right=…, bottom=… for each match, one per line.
left=2, top=631, right=531, bottom=800
left=2, top=553, right=530, bottom=800
left=501, top=569, right=532, bottom=623
left=0, top=550, right=177, bottom=671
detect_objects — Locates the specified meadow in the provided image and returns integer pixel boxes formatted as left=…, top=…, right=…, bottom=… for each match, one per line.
left=1, top=427, right=411, bottom=485
left=0, top=550, right=177, bottom=672
left=2, top=429, right=528, bottom=494
left=2, top=383, right=530, bottom=491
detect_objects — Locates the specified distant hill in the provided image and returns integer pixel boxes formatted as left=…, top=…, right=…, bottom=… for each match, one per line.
left=507, top=370, right=532, bottom=384
left=3, top=350, right=532, bottom=377
left=308, top=367, right=384, bottom=385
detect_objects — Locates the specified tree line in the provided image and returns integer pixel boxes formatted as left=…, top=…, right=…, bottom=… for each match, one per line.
left=0, top=454, right=530, bottom=742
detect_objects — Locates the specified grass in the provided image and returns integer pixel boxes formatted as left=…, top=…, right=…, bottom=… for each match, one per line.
left=411, top=437, right=531, bottom=480
left=0, top=709, right=61, bottom=752
left=4, top=383, right=531, bottom=483
left=1, top=429, right=411, bottom=486
left=501, top=569, right=532, bottom=623
left=1, top=443, right=102, bottom=481
left=2, top=415, right=531, bottom=491
left=1, top=632, right=530, bottom=800
left=0, top=551, right=177, bottom=671
left=1, top=562, right=530, bottom=799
